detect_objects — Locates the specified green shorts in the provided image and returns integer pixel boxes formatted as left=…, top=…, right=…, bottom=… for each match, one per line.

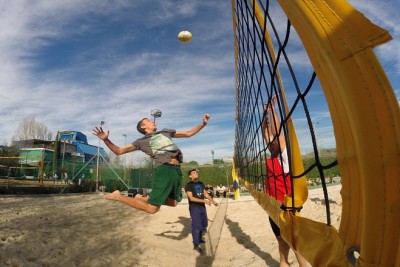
left=148, top=164, right=183, bottom=206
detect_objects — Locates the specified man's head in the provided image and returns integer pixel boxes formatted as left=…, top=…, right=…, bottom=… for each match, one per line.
left=188, top=169, right=199, bottom=181
left=137, top=118, right=157, bottom=135
left=267, top=137, right=280, bottom=157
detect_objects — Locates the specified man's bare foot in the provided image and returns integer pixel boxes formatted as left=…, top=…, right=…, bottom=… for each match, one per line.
left=105, top=190, right=121, bottom=201
left=134, top=194, right=149, bottom=199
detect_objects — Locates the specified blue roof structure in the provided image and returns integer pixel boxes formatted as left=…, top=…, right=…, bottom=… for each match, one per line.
left=59, top=131, right=106, bottom=160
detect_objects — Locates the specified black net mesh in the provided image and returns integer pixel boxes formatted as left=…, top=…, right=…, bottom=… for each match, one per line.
left=233, top=0, right=339, bottom=225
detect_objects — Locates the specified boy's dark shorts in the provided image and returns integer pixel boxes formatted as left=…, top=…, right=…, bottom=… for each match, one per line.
left=148, top=164, right=182, bottom=206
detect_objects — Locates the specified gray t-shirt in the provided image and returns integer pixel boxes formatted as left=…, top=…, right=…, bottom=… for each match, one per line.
left=132, top=129, right=183, bottom=167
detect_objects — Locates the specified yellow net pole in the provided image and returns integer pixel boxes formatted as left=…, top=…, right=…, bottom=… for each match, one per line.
left=231, top=158, right=240, bottom=200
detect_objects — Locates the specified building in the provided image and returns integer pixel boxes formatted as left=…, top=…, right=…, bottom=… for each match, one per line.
left=13, top=131, right=106, bottom=180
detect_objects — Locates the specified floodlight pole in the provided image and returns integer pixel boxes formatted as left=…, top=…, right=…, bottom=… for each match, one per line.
left=96, top=120, right=105, bottom=192
left=122, top=134, right=127, bottom=181
left=151, top=109, right=162, bottom=123
left=313, top=120, right=320, bottom=154
left=61, top=140, right=66, bottom=170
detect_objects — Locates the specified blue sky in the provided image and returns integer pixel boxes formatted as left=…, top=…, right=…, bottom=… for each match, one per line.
left=0, top=0, right=399, bottom=165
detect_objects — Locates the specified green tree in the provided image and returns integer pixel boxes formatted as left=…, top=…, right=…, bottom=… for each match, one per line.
left=213, top=158, right=224, bottom=164
left=0, top=145, right=20, bottom=177
left=302, top=149, right=340, bottom=179
left=186, top=160, right=199, bottom=167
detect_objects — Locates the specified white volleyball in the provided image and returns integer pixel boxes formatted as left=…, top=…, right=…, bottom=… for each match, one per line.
left=178, top=31, right=192, bottom=43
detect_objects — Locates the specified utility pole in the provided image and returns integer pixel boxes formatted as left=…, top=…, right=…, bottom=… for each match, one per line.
left=151, top=109, right=162, bottom=123
left=122, top=133, right=127, bottom=182
left=96, top=120, right=105, bottom=192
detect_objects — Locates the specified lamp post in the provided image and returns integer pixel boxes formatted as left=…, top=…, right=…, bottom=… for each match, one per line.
left=122, top=134, right=127, bottom=182
left=96, top=120, right=105, bottom=192
left=61, top=139, right=66, bottom=170
left=313, top=120, right=320, bottom=154
left=151, top=109, right=162, bottom=123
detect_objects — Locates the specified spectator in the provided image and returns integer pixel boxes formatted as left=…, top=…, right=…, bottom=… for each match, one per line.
left=205, top=184, right=214, bottom=198
left=63, top=172, right=68, bottom=184
left=79, top=174, right=84, bottom=186
left=216, top=184, right=226, bottom=198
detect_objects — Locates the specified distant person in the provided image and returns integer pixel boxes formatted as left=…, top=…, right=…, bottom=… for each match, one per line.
left=77, top=174, right=83, bottom=186
left=205, top=184, right=214, bottom=198
left=216, top=184, right=226, bottom=198
left=262, top=95, right=308, bottom=267
left=63, top=172, right=68, bottom=184
left=93, top=114, right=210, bottom=214
left=185, top=169, right=218, bottom=253
left=257, top=182, right=263, bottom=192
left=53, top=173, right=58, bottom=183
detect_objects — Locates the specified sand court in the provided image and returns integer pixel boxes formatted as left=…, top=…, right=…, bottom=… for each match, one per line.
left=0, top=185, right=341, bottom=267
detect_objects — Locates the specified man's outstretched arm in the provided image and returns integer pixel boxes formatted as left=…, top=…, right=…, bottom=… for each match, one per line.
left=174, top=114, right=210, bottom=138
left=92, top=127, right=136, bottom=155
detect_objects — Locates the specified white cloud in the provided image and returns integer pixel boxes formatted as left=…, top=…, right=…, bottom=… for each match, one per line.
left=1, top=0, right=398, bottom=164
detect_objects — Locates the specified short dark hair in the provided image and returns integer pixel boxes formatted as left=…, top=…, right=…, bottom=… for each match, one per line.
left=136, top=118, right=147, bottom=135
left=188, top=168, right=197, bottom=176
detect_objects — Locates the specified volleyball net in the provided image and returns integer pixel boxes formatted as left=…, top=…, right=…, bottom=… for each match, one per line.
left=231, top=0, right=400, bottom=266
